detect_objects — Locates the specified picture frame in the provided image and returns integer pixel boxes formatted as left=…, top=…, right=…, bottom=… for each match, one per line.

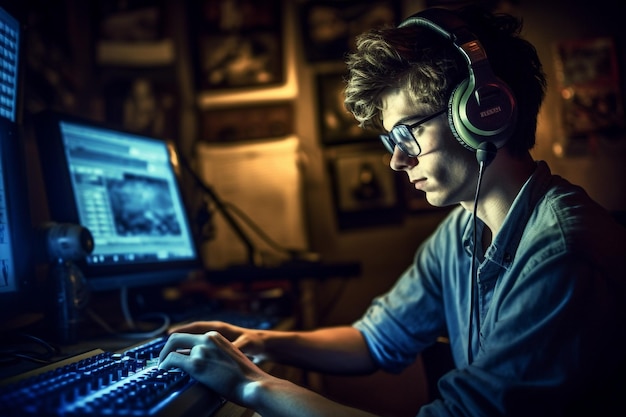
left=316, top=72, right=377, bottom=146
left=298, top=0, right=401, bottom=63
left=199, top=102, right=294, bottom=142
left=553, top=36, right=625, bottom=156
left=328, top=146, right=403, bottom=229
left=94, top=0, right=175, bottom=67
left=187, top=0, right=285, bottom=92
left=101, top=70, right=179, bottom=141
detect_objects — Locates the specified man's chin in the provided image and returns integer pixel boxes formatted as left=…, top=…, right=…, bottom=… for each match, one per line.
left=424, top=194, right=459, bottom=209
left=424, top=194, right=446, bottom=208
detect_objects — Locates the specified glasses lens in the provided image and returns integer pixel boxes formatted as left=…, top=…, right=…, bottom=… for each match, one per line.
left=390, top=125, right=421, bottom=157
left=379, top=134, right=396, bottom=154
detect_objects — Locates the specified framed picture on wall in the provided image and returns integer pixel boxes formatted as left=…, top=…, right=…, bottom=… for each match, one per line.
left=94, top=0, right=175, bottom=67
left=199, top=102, right=294, bottom=142
left=102, top=71, right=179, bottom=141
left=298, top=0, right=401, bottom=62
left=553, top=36, right=625, bottom=156
left=316, top=72, right=377, bottom=146
left=187, top=0, right=285, bottom=92
left=328, top=147, right=403, bottom=229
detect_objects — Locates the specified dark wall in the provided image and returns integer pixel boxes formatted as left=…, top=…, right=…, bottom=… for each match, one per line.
left=9, top=1, right=626, bottom=416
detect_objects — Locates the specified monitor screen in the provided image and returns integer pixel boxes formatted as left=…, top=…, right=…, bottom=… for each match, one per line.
left=0, top=122, right=17, bottom=293
left=0, top=5, right=39, bottom=331
left=0, top=118, right=39, bottom=333
left=34, top=112, right=202, bottom=291
left=0, top=118, right=34, bottom=317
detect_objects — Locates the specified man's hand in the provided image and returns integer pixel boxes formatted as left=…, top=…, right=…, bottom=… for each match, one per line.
left=168, top=321, right=269, bottom=360
left=158, top=331, right=266, bottom=405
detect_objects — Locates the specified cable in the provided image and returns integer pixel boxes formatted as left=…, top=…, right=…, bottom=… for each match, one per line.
left=121, top=286, right=135, bottom=330
left=84, top=288, right=171, bottom=340
left=116, top=313, right=171, bottom=340
left=222, top=201, right=318, bottom=261
left=86, top=307, right=170, bottom=340
left=85, top=307, right=117, bottom=334
left=178, top=154, right=257, bottom=265
left=181, top=153, right=318, bottom=264
left=0, top=333, right=61, bottom=366
left=467, top=164, right=483, bottom=364
left=467, top=142, right=497, bottom=364
left=119, top=287, right=171, bottom=339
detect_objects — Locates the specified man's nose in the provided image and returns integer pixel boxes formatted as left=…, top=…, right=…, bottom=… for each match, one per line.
left=390, top=146, right=417, bottom=171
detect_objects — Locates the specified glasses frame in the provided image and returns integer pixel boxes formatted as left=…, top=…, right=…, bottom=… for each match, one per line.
left=379, top=108, right=446, bottom=157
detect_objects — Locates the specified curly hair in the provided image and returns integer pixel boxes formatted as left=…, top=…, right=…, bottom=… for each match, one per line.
left=344, top=5, right=547, bottom=156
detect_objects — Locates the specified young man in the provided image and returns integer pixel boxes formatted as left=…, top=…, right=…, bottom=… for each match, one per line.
left=159, top=6, right=626, bottom=416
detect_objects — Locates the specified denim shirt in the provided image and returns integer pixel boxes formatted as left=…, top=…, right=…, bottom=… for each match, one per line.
left=354, top=161, right=626, bottom=417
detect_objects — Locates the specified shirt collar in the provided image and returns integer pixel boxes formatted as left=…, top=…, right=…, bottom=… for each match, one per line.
left=463, top=161, right=550, bottom=268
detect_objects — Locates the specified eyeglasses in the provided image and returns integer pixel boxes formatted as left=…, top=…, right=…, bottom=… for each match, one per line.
left=379, top=108, right=446, bottom=157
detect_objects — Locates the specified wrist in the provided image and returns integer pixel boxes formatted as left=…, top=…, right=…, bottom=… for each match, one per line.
left=257, top=329, right=291, bottom=361
left=239, top=375, right=280, bottom=411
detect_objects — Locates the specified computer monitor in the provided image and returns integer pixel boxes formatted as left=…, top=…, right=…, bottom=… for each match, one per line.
left=0, top=120, right=36, bottom=329
left=34, top=111, right=202, bottom=292
left=0, top=4, right=40, bottom=330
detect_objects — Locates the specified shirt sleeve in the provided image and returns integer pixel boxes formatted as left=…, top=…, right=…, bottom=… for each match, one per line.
left=353, top=209, right=465, bottom=373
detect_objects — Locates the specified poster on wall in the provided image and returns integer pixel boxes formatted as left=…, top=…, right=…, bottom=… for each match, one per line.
left=553, top=36, right=625, bottom=156
left=298, top=0, right=401, bottom=62
left=199, top=102, right=294, bottom=142
left=95, top=1, right=175, bottom=67
left=188, top=0, right=285, bottom=92
left=328, top=147, right=404, bottom=229
left=316, top=72, right=377, bottom=146
left=195, top=136, right=307, bottom=268
left=102, top=73, right=179, bottom=141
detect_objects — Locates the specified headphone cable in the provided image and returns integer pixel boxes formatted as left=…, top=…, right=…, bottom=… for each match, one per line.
left=467, top=142, right=497, bottom=364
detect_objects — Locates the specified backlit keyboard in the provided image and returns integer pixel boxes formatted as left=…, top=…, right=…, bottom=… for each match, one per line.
left=0, top=312, right=282, bottom=416
left=0, top=337, right=223, bottom=417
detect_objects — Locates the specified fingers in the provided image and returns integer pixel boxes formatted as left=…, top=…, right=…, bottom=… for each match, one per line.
left=167, top=321, right=242, bottom=340
left=158, top=332, right=204, bottom=365
left=159, top=331, right=242, bottom=367
left=158, top=334, right=219, bottom=382
left=168, top=321, right=217, bottom=335
left=158, top=330, right=266, bottom=402
left=159, top=332, right=228, bottom=376
left=158, top=349, right=192, bottom=373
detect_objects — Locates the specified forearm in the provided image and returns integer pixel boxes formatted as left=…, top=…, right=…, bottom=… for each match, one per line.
left=244, top=375, right=380, bottom=417
left=260, top=326, right=377, bottom=374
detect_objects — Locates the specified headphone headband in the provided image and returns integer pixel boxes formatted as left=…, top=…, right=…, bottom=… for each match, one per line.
left=398, top=8, right=517, bottom=152
left=400, top=8, right=471, bottom=43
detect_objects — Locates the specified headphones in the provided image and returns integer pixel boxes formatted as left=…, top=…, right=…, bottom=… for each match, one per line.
left=398, top=8, right=517, bottom=157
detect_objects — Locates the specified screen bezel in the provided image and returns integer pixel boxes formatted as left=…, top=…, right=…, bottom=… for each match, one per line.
left=0, top=4, right=43, bottom=331
left=0, top=118, right=39, bottom=328
left=34, top=111, right=202, bottom=292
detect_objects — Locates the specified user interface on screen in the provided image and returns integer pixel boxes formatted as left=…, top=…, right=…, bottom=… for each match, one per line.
left=58, top=120, right=198, bottom=274
left=0, top=6, right=21, bottom=295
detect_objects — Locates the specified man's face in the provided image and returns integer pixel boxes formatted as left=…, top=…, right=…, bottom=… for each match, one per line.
left=381, top=88, right=478, bottom=208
